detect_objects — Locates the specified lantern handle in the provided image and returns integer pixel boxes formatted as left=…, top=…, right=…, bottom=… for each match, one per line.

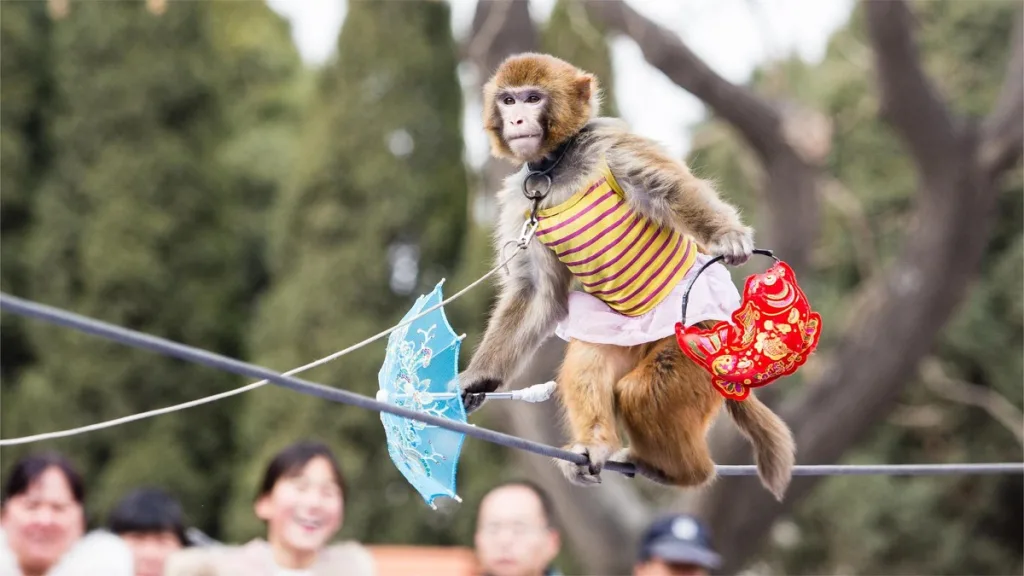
left=680, top=248, right=779, bottom=325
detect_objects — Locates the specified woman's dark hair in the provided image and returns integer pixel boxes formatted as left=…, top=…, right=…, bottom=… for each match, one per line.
left=108, top=487, right=189, bottom=547
left=256, top=440, right=347, bottom=503
left=1, top=451, right=85, bottom=509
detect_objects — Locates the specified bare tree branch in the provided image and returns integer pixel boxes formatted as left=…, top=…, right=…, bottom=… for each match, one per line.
left=464, top=0, right=514, bottom=69
left=819, top=176, right=878, bottom=279
left=863, top=0, right=958, bottom=178
left=691, top=1, right=1019, bottom=571
left=462, top=0, right=539, bottom=225
left=584, top=0, right=822, bottom=274
left=919, top=357, right=1024, bottom=447
left=980, top=13, right=1024, bottom=176
left=585, top=0, right=779, bottom=153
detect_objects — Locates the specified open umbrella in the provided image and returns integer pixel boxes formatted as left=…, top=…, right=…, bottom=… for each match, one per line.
left=376, top=279, right=556, bottom=508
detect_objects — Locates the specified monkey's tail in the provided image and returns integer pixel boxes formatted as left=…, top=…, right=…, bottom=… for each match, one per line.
left=724, top=395, right=796, bottom=501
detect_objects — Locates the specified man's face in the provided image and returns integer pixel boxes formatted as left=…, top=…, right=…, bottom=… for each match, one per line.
left=474, top=485, right=560, bottom=576
left=119, top=531, right=182, bottom=576
left=634, top=558, right=710, bottom=576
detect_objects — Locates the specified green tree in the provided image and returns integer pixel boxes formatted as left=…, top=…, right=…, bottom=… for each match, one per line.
left=206, top=1, right=310, bottom=301
left=541, top=0, right=619, bottom=117
left=685, top=1, right=1022, bottom=573
left=226, top=0, right=500, bottom=547
left=0, top=0, right=52, bottom=383
left=0, top=0, right=261, bottom=536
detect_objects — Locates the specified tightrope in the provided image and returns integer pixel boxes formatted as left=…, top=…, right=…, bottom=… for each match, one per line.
left=2, top=292, right=1023, bottom=480
left=0, top=233, right=532, bottom=446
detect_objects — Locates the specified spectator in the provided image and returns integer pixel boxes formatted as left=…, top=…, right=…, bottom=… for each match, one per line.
left=164, top=439, right=374, bottom=576
left=107, top=487, right=188, bottom=576
left=473, top=479, right=561, bottom=576
left=633, top=514, right=721, bottom=576
left=0, top=451, right=133, bottom=576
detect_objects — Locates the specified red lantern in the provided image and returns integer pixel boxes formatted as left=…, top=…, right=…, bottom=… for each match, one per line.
left=675, top=250, right=822, bottom=401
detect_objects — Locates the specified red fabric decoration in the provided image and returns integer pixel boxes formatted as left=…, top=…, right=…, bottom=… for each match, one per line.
left=675, top=259, right=822, bottom=401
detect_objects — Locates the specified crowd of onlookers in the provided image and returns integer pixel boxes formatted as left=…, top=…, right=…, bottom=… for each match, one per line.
left=0, top=439, right=723, bottom=576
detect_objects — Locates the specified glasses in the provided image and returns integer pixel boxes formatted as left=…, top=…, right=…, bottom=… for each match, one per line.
left=477, top=521, right=550, bottom=538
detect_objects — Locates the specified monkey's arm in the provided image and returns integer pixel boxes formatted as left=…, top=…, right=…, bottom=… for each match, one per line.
left=603, top=130, right=754, bottom=265
left=460, top=240, right=572, bottom=413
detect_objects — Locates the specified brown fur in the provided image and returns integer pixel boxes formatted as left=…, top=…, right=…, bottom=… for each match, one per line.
left=483, top=52, right=601, bottom=163
left=460, top=53, right=794, bottom=500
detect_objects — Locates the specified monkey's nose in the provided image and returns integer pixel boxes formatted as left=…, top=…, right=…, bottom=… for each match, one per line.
left=513, top=118, right=524, bottom=125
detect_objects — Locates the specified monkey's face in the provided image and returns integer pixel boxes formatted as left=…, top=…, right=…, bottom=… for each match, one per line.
left=497, top=87, right=548, bottom=162
left=482, top=52, right=599, bottom=163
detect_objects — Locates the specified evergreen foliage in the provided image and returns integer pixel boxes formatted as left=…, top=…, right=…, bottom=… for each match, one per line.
left=0, top=0, right=52, bottom=382
left=0, top=0, right=301, bottom=537
left=226, top=0, right=492, bottom=547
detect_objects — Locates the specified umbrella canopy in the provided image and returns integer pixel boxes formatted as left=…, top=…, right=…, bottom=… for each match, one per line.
left=378, top=280, right=467, bottom=509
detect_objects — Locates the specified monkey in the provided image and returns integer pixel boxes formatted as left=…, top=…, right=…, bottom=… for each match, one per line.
left=458, top=53, right=796, bottom=501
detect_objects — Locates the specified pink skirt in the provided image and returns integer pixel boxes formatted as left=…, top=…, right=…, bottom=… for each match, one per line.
left=554, top=253, right=742, bottom=346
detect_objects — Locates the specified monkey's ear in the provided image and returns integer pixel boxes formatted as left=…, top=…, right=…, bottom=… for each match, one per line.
left=574, top=73, right=595, bottom=103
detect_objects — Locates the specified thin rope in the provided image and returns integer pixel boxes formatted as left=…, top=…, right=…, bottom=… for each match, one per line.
left=0, top=237, right=529, bottom=446
left=2, top=292, right=1023, bottom=480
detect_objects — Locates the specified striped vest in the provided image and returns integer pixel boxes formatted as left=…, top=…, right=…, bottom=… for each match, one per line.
left=533, top=158, right=697, bottom=317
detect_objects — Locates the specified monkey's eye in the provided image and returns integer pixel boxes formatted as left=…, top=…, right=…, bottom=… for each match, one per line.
left=502, top=96, right=515, bottom=106
left=526, top=94, right=541, bottom=104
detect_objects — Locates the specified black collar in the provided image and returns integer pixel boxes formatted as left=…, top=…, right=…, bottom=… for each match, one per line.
left=525, top=126, right=590, bottom=176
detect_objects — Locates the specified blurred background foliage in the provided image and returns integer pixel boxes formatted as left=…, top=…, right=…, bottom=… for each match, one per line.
left=0, top=0, right=1020, bottom=573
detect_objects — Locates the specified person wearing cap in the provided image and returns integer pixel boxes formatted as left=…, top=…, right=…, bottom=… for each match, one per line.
left=633, top=514, right=722, bottom=576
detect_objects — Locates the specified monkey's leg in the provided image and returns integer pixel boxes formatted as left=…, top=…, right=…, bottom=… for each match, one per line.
left=555, top=339, right=639, bottom=486
left=612, top=334, right=724, bottom=488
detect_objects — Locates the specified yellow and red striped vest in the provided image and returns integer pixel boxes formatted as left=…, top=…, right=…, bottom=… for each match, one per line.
left=533, top=158, right=697, bottom=317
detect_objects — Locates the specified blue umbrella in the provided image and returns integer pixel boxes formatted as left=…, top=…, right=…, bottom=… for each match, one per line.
left=376, top=279, right=466, bottom=509
left=376, top=279, right=558, bottom=508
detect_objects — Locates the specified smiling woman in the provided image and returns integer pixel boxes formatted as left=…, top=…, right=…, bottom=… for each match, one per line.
left=163, top=441, right=376, bottom=576
left=0, top=452, right=133, bottom=576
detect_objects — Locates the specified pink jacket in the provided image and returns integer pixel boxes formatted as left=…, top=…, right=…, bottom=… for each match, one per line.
left=162, top=538, right=376, bottom=576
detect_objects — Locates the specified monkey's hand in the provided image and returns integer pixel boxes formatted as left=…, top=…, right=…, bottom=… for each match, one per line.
left=705, top=223, right=755, bottom=266
left=459, top=371, right=502, bottom=415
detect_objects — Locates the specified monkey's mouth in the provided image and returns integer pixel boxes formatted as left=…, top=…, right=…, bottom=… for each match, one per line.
left=507, top=133, right=542, bottom=142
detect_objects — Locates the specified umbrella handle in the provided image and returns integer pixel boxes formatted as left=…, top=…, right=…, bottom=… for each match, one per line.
left=679, top=248, right=778, bottom=326
left=376, top=381, right=557, bottom=405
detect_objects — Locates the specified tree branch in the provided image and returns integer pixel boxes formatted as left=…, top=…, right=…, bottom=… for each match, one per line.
left=584, top=0, right=780, bottom=154
left=863, top=0, right=958, bottom=180
left=692, top=1, right=1019, bottom=571
left=919, top=357, right=1024, bottom=447
left=819, top=176, right=878, bottom=280
left=979, top=12, right=1024, bottom=177
left=584, top=0, right=821, bottom=273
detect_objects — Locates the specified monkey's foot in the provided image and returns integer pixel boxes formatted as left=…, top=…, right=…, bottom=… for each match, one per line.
left=556, top=443, right=615, bottom=486
left=609, top=448, right=673, bottom=485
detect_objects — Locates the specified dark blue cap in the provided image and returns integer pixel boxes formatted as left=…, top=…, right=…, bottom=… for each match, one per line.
left=637, top=514, right=721, bottom=569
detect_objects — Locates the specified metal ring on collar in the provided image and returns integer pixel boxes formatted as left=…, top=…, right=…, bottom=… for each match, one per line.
left=522, top=171, right=552, bottom=201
